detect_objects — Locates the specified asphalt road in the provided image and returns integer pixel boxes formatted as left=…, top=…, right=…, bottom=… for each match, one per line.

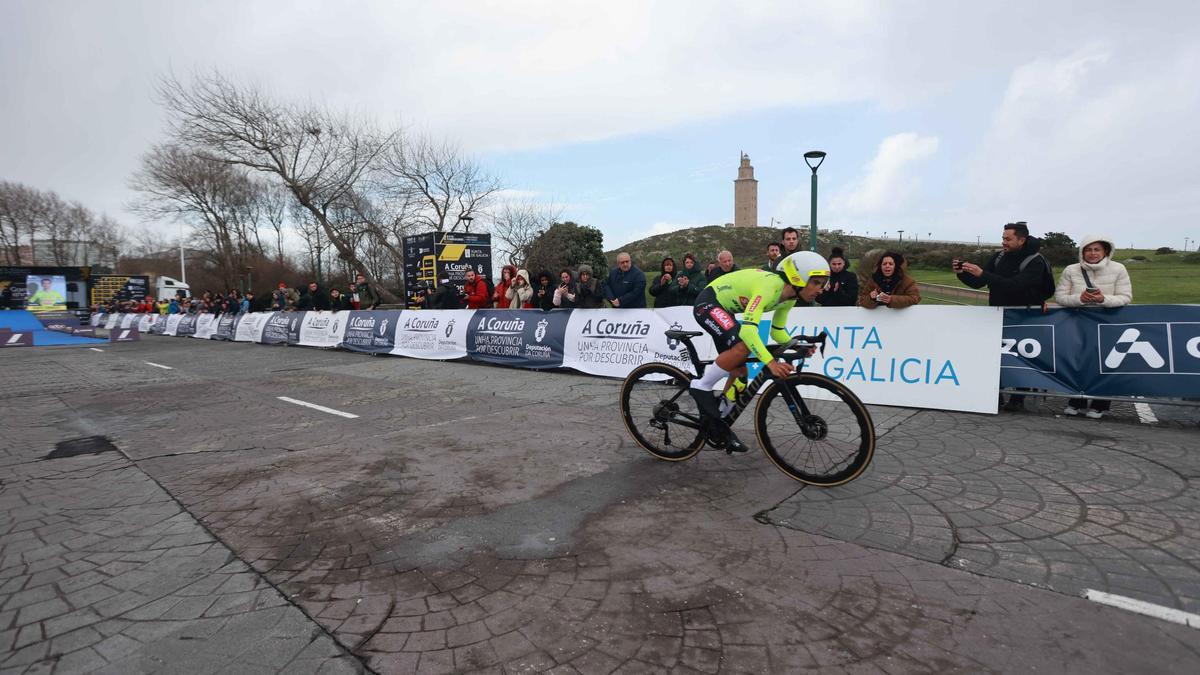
left=2, top=336, right=1198, bottom=674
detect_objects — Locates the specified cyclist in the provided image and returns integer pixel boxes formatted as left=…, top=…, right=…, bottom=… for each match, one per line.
left=689, top=250, right=831, bottom=452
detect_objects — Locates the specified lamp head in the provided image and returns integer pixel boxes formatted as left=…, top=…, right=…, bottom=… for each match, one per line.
left=804, top=150, right=826, bottom=173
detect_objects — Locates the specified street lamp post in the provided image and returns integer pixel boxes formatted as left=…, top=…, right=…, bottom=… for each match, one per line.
left=804, top=151, right=826, bottom=251
left=897, top=229, right=905, bottom=244
left=461, top=215, right=474, bottom=233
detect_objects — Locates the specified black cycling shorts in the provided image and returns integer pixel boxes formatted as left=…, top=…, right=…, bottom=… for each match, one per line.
left=694, top=287, right=742, bottom=353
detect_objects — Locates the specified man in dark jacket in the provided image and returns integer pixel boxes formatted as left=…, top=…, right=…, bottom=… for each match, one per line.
left=956, top=222, right=1054, bottom=307
left=604, top=253, right=647, bottom=308
left=957, top=221, right=1055, bottom=412
left=706, top=250, right=739, bottom=283
left=817, top=247, right=858, bottom=306
left=427, top=278, right=462, bottom=310
left=353, top=273, right=380, bottom=309
left=297, top=282, right=331, bottom=311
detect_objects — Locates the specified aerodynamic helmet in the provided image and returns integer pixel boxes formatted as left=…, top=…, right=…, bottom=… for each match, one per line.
left=778, top=250, right=831, bottom=288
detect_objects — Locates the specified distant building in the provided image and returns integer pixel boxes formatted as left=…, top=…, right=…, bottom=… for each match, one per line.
left=733, top=152, right=758, bottom=228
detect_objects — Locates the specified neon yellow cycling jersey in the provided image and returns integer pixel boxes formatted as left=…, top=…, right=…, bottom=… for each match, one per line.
left=705, top=269, right=795, bottom=364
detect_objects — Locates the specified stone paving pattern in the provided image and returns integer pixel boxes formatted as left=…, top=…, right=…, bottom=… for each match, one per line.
left=2, top=338, right=1199, bottom=673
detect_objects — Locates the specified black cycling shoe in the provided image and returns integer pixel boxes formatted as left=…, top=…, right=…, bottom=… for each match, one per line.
left=723, top=430, right=749, bottom=454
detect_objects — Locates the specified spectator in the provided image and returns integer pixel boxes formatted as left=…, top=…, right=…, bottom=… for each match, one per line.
left=427, top=278, right=462, bottom=310
left=505, top=269, right=534, bottom=308
left=1055, top=234, right=1132, bottom=419
left=240, top=293, right=252, bottom=314
left=353, top=273, right=380, bottom=310
left=706, top=250, right=738, bottom=283
left=818, top=247, right=859, bottom=307
left=329, top=288, right=349, bottom=312
left=574, top=264, right=604, bottom=308
left=955, top=221, right=1055, bottom=308
left=461, top=269, right=491, bottom=309
left=493, top=265, right=517, bottom=308
left=649, top=257, right=683, bottom=308
left=534, top=271, right=556, bottom=311
left=167, top=297, right=180, bottom=314
left=781, top=226, right=802, bottom=255
left=552, top=269, right=578, bottom=308
left=678, top=253, right=704, bottom=305
left=859, top=251, right=920, bottom=309
left=297, top=282, right=330, bottom=311
left=604, top=253, right=647, bottom=308
left=347, top=283, right=360, bottom=310
left=271, top=283, right=289, bottom=311
left=705, top=262, right=717, bottom=278
left=956, top=221, right=1055, bottom=412
left=762, top=242, right=783, bottom=271
left=157, top=299, right=169, bottom=315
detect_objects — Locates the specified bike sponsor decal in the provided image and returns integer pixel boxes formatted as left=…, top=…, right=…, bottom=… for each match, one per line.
left=745, top=296, right=761, bottom=315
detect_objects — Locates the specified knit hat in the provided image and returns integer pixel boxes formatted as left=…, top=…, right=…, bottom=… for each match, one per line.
left=577, top=263, right=593, bottom=275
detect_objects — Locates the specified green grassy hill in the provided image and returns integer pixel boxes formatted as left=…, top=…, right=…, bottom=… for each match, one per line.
left=605, top=226, right=1199, bottom=304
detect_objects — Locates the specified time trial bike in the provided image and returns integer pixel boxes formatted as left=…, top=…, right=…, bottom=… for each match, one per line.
left=619, top=329, right=875, bottom=486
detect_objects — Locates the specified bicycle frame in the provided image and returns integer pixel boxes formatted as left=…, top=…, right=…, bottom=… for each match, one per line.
left=669, top=332, right=828, bottom=427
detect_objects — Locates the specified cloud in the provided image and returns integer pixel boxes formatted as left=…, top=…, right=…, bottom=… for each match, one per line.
left=964, top=42, right=1200, bottom=238
left=829, top=133, right=940, bottom=216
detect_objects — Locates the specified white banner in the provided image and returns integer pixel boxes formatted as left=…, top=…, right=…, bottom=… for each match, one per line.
left=192, top=314, right=217, bottom=339
left=90, top=313, right=103, bottom=327
left=163, top=314, right=183, bottom=336
left=138, top=314, right=156, bottom=333
left=120, top=314, right=137, bottom=329
left=298, top=311, right=348, bottom=348
left=235, top=312, right=271, bottom=342
left=104, top=313, right=119, bottom=329
left=562, top=308, right=699, bottom=377
left=770, top=306, right=1003, bottom=414
left=391, top=310, right=471, bottom=359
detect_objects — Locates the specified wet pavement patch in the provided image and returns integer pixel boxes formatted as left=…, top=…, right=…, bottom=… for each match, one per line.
left=47, top=435, right=118, bottom=460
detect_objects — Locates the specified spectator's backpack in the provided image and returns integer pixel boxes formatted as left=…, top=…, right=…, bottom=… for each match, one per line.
left=1018, top=253, right=1056, bottom=301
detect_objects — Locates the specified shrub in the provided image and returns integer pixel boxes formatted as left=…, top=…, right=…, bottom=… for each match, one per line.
left=1182, top=253, right=1200, bottom=264
left=1155, top=247, right=1176, bottom=255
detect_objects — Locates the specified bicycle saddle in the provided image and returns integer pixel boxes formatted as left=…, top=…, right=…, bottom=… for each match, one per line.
left=664, top=329, right=703, bottom=339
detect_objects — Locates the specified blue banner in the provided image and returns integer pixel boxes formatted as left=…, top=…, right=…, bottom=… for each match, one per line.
left=1001, top=305, right=1200, bottom=398
left=467, top=309, right=569, bottom=369
left=341, top=311, right=399, bottom=354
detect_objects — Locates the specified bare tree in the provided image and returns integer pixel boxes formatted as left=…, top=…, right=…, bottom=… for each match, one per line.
left=0, top=181, right=124, bottom=267
left=156, top=71, right=399, bottom=301
left=490, top=199, right=561, bottom=267
left=379, top=135, right=502, bottom=233
left=129, top=144, right=264, bottom=288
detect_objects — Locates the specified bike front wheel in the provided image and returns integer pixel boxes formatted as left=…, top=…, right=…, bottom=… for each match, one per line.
left=754, top=372, right=875, bottom=486
left=619, top=363, right=705, bottom=461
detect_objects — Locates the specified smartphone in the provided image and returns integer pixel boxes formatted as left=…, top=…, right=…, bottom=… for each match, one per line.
left=952, top=260, right=963, bottom=271
left=1086, top=286, right=1100, bottom=293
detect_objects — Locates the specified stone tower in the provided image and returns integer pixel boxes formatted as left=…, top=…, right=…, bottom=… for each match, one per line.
left=733, top=152, right=758, bottom=228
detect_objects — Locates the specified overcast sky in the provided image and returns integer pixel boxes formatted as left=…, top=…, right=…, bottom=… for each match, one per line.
left=3, top=1, right=1197, bottom=251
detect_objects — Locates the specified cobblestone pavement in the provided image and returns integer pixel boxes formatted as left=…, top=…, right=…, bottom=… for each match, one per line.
left=2, top=338, right=1198, bottom=674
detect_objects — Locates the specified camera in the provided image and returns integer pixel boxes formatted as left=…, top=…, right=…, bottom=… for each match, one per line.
left=952, top=259, right=963, bottom=271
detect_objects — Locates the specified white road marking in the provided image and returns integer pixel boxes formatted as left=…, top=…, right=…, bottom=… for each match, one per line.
left=144, top=361, right=173, bottom=370
left=277, top=396, right=359, bottom=419
left=1134, top=402, right=1158, bottom=425
left=89, top=348, right=104, bottom=352
left=1085, top=589, right=1200, bottom=629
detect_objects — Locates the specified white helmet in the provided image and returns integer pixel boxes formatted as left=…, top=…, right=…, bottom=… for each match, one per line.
left=778, top=250, right=831, bottom=288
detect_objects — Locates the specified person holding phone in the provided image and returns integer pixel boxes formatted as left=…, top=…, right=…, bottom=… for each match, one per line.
left=649, top=257, right=683, bottom=308
left=1054, top=235, right=1132, bottom=419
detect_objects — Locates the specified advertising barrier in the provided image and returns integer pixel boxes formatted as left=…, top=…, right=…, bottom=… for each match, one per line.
left=87, top=304, right=1199, bottom=413
left=1001, top=305, right=1200, bottom=398
left=110, top=326, right=140, bottom=343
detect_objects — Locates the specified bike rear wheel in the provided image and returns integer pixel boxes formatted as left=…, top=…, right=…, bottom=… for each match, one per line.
left=619, top=363, right=705, bottom=461
left=754, top=372, right=875, bottom=486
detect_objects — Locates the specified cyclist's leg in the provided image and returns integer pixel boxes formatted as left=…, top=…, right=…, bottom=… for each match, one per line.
left=691, top=298, right=751, bottom=452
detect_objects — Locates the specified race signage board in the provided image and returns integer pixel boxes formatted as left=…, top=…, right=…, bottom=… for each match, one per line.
left=466, top=309, right=569, bottom=368
left=392, top=309, right=472, bottom=359
left=298, top=311, right=347, bottom=349
left=341, top=310, right=401, bottom=354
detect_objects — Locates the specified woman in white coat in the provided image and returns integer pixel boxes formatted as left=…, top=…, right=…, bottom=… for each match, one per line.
left=1054, top=234, right=1132, bottom=418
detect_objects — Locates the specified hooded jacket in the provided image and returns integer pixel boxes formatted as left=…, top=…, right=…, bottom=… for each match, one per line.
left=493, top=265, right=518, bottom=308
left=1054, top=235, right=1132, bottom=308
left=957, top=236, right=1054, bottom=307
left=533, top=271, right=556, bottom=311
left=859, top=256, right=920, bottom=309
left=505, top=269, right=534, bottom=308
left=648, top=259, right=685, bottom=308
left=462, top=275, right=491, bottom=309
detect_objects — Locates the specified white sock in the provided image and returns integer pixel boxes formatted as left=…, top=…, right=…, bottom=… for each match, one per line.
left=690, top=363, right=729, bottom=391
